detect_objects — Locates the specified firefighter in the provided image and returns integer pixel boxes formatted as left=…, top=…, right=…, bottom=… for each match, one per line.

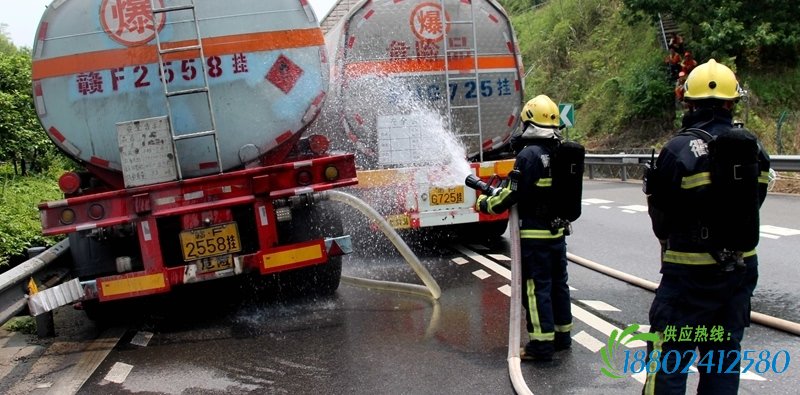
left=643, top=59, right=771, bottom=394
left=475, top=94, right=573, bottom=361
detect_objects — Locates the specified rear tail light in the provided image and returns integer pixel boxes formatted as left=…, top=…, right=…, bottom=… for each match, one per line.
left=88, top=203, right=105, bottom=220
left=297, top=170, right=312, bottom=185
left=308, top=134, right=329, bottom=155
left=58, top=172, right=81, bottom=194
left=324, top=165, right=339, bottom=181
left=60, top=208, right=76, bottom=225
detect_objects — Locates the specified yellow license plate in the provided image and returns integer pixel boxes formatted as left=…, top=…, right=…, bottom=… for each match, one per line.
left=429, top=186, right=465, bottom=206
left=387, top=214, right=411, bottom=229
left=196, top=255, right=234, bottom=274
left=180, top=222, right=242, bottom=261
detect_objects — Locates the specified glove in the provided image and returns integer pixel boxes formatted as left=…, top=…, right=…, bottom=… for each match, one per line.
left=475, top=194, right=490, bottom=214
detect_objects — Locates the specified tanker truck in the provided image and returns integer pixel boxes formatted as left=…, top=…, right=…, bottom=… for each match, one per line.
left=31, top=0, right=357, bottom=317
left=315, top=0, right=524, bottom=237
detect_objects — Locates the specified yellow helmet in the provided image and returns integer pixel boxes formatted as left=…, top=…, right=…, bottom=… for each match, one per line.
left=683, top=59, right=741, bottom=101
left=521, top=95, right=560, bottom=128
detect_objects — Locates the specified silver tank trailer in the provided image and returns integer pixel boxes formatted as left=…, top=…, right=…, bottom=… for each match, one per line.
left=32, top=0, right=328, bottom=180
left=318, top=0, right=524, bottom=166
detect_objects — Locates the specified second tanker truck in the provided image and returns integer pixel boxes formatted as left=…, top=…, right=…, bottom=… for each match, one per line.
left=316, top=0, right=525, bottom=237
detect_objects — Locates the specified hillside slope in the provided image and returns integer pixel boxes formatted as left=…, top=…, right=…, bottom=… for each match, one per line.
left=500, top=0, right=799, bottom=154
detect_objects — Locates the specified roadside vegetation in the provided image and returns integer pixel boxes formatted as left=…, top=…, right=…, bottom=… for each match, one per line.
left=1, top=26, right=65, bottom=268
left=1, top=1, right=799, bottom=265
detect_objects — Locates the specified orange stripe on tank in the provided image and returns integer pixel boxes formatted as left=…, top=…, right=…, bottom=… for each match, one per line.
left=33, top=29, right=324, bottom=80
left=343, top=56, right=517, bottom=77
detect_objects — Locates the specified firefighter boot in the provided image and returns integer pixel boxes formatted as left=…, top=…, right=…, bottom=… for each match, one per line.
left=555, top=331, right=572, bottom=351
left=520, top=340, right=554, bottom=362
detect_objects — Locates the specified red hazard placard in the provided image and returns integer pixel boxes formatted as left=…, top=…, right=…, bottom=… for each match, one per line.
left=100, top=0, right=166, bottom=47
left=409, top=2, right=451, bottom=43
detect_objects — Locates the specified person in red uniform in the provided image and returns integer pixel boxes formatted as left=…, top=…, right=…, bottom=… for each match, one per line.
left=681, top=51, right=698, bottom=75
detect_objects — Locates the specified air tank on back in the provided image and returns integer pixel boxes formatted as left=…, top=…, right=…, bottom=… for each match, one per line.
left=318, top=0, right=524, bottom=167
left=31, top=0, right=328, bottom=186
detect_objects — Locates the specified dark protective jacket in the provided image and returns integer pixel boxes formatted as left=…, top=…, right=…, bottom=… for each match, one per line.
left=477, top=138, right=565, bottom=239
left=646, top=107, right=771, bottom=275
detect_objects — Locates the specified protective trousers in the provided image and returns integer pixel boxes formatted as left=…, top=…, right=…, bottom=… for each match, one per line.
left=520, top=237, right=573, bottom=344
left=643, top=264, right=758, bottom=395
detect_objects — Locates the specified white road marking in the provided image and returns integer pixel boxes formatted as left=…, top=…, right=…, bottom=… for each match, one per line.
left=472, top=269, right=491, bottom=280
left=454, top=245, right=510, bottom=280
left=740, top=369, right=767, bottom=381
left=468, top=244, right=490, bottom=251
left=622, top=210, right=637, bottom=214
left=760, top=225, right=800, bottom=236
left=573, top=330, right=605, bottom=353
left=619, top=205, right=648, bottom=212
left=600, top=206, right=612, bottom=209
left=498, top=284, right=511, bottom=297
left=130, top=331, right=153, bottom=347
left=104, top=362, right=133, bottom=384
left=636, top=325, right=651, bottom=333
left=584, top=198, right=613, bottom=204
left=571, top=304, right=647, bottom=348
left=580, top=300, right=621, bottom=312
left=631, top=371, right=647, bottom=384
left=487, top=254, right=511, bottom=261
left=760, top=233, right=780, bottom=240
left=570, top=285, right=578, bottom=291
left=451, top=257, right=469, bottom=265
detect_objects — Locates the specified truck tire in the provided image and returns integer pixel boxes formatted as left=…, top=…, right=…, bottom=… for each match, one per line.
left=277, top=201, right=344, bottom=296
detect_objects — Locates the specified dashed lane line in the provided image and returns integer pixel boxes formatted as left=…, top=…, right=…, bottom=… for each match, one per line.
left=760, top=225, right=800, bottom=237
left=472, top=269, right=491, bottom=280
left=580, top=300, right=621, bottom=312
left=573, top=330, right=605, bottom=353
left=453, top=245, right=511, bottom=280
left=451, top=257, right=469, bottom=265
left=103, top=361, right=133, bottom=384
left=456, top=244, right=645, bottom=348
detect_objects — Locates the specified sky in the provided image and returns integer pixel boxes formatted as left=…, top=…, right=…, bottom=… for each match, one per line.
left=0, top=0, right=339, bottom=48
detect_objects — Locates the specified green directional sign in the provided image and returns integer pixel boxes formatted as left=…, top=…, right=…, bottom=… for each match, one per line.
left=559, top=103, right=574, bottom=128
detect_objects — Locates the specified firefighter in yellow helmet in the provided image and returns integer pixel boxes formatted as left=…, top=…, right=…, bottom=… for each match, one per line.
left=643, top=59, right=770, bottom=394
left=476, top=94, right=579, bottom=361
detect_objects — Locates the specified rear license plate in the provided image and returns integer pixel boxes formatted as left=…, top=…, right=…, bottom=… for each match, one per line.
left=387, top=214, right=411, bottom=229
left=196, top=255, right=234, bottom=274
left=429, top=186, right=465, bottom=206
left=180, top=222, right=242, bottom=261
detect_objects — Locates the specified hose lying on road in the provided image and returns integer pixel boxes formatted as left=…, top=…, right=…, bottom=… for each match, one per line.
left=317, top=190, right=442, bottom=300
left=567, top=252, right=800, bottom=337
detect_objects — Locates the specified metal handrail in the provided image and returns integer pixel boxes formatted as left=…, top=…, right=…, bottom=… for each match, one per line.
left=585, top=154, right=800, bottom=173
left=0, top=239, right=69, bottom=325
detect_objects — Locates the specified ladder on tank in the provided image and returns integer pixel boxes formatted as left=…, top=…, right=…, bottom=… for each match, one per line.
left=439, top=0, right=484, bottom=161
left=150, top=0, right=223, bottom=179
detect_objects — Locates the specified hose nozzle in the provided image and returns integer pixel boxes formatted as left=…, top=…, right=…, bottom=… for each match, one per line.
left=465, top=174, right=498, bottom=196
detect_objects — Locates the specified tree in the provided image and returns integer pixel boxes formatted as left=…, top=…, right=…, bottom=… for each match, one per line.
left=0, top=24, right=17, bottom=55
left=622, top=0, right=799, bottom=67
left=0, top=39, right=52, bottom=175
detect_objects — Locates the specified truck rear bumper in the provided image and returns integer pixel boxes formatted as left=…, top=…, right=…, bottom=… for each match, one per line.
left=77, top=235, right=351, bottom=303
